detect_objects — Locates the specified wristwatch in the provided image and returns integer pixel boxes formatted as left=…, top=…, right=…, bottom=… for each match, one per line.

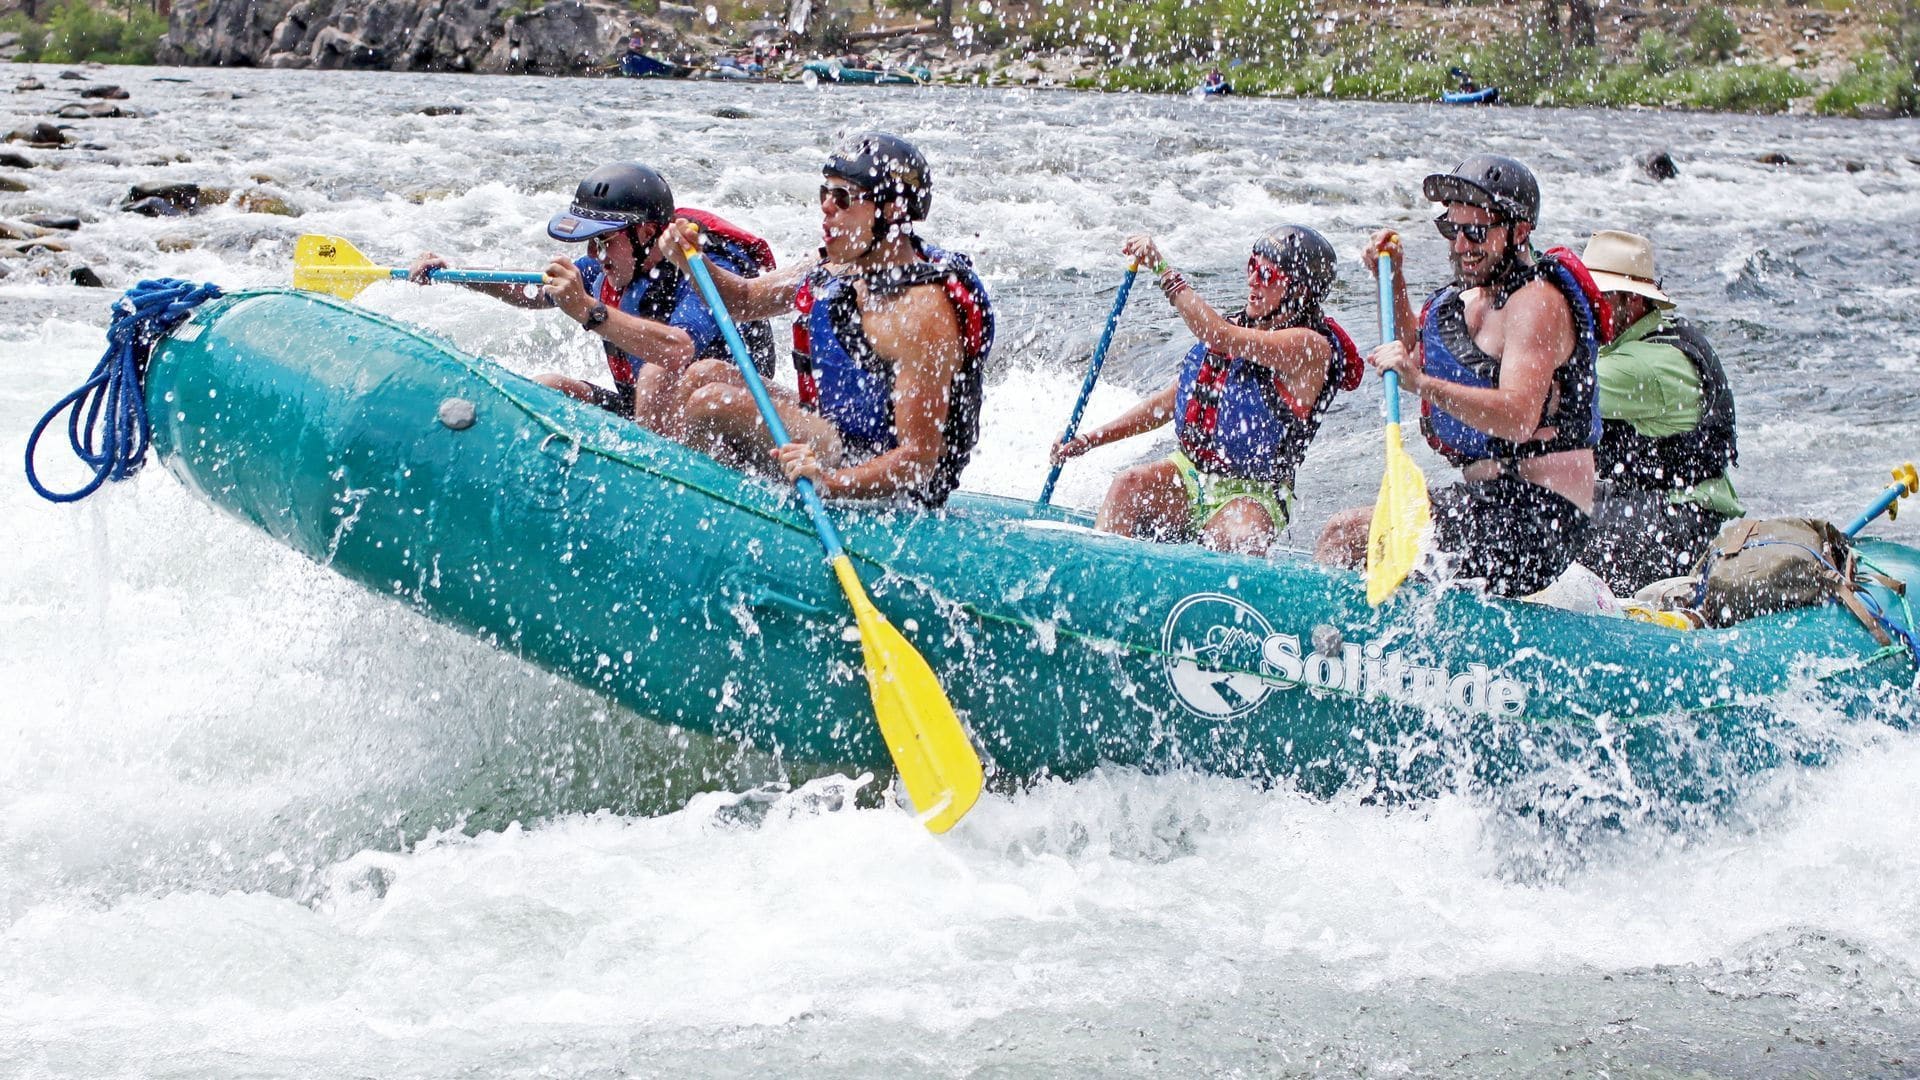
left=582, top=302, right=609, bottom=330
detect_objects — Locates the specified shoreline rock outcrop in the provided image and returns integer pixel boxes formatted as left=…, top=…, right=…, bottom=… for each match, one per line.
left=157, top=0, right=671, bottom=75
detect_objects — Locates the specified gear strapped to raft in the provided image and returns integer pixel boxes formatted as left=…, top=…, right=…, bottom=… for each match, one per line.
left=586, top=208, right=778, bottom=387
left=1418, top=246, right=1610, bottom=468
left=1675, top=517, right=1916, bottom=662
left=1598, top=312, right=1739, bottom=491
left=788, top=242, right=993, bottom=506
left=25, top=278, right=223, bottom=503
left=1173, top=311, right=1363, bottom=487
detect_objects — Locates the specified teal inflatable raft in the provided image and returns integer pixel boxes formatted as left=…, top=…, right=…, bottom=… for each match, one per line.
left=143, top=290, right=1917, bottom=801
left=800, top=60, right=929, bottom=85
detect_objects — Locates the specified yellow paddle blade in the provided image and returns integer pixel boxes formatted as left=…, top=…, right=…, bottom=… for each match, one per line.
left=1365, top=423, right=1432, bottom=606
left=292, top=234, right=393, bottom=299
left=831, top=556, right=983, bottom=833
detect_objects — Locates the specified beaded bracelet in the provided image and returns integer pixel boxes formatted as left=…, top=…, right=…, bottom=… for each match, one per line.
left=1158, top=270, right=1190, bottom=300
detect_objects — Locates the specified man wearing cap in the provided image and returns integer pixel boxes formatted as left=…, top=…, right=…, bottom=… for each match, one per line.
left=1578, top=230, right=1742, bottom=595
left=664, top=131, right=994, bottom=509
left=409, top=162, right=776, bottom=434
left=1316, top=154, right=1605, bottom=597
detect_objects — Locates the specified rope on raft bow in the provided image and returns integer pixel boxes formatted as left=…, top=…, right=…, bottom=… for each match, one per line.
left=24, top=278, right=222, bottom=503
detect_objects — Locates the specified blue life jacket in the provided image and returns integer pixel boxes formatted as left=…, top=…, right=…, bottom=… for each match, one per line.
left=577, top=210, right=777, bottom=387
left=1418, top=249, right=1605, bottom=466
left=791, top=242, right=994, bottom=507
left=1172, top=312, right=1363, bottom=487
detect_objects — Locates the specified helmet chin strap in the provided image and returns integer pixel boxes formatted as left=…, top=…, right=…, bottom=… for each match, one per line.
left=1487, top=235, right=1535, bottom=308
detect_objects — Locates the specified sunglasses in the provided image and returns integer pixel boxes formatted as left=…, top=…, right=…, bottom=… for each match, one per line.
left=819, top=184, right=871, bottom=212
left=1247, top=257, right=1289, bottom=287
left=1433, top=214, right=1500, bottom=243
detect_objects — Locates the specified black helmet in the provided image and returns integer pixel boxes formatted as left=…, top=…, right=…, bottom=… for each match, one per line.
left=1423, top=154, right=1540, bottom=224
left=1251, top=224, right=1338, bottom=302
left=824, top=131, right=932, bottom=221
left=548, top=162, right=675, bottom=242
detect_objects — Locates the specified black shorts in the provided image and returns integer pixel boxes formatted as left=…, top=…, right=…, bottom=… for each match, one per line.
left=1579, top=486, right=1728, bottom=596
left=1426, top=473, right=1591, bottom=597
left=584, top=381, right=636, bottom=416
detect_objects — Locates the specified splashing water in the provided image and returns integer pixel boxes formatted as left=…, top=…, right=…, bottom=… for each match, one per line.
left=4, top=66, right=1919, bottom=1075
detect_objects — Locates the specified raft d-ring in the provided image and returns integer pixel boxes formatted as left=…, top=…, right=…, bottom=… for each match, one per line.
left=537, top=431, right=581, bottom=466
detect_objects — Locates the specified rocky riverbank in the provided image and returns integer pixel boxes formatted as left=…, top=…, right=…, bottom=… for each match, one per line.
left=133, top=0, right=1916, bottom=118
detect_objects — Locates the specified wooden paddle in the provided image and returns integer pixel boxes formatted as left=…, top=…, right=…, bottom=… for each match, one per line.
left=678, top=232, right=984, bottom=833
left=292, top=234, right=544, bottom=300
left=1039, top=259, right=1138, bottom=506
left=1365, top=248, right=1432, bottom=605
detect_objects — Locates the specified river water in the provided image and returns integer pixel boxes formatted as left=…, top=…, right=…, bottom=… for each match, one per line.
left=3, top=65, right=1919, bottom=1077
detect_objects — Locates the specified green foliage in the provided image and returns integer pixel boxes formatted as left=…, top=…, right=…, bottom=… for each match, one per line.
left=1815, top=52, right=1903, bottom=115
left=1674, top=63, right=1806, bottom=113
left=1816, top=6, right=1920, bottom=117
left=1896, top=2, right=1920, bottom=116
left=1638, top=29, right=1677, bottom=76
left=1026, top=0, right=1315, bottom=68
left=982, top=0, right=1849, bottom=117
left=1687, top=7, right=1741, bottom=64
left=10, top=1, right=165, bottom=65
left=0, top=12, right=49, bottom=60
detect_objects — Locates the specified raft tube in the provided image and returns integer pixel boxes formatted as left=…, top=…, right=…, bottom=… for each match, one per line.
left=146, top=290, right=1918, bottom=800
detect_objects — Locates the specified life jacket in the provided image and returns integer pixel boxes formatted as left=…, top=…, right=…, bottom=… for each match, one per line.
left=1172, top=311, right=1364, bottom=487
left=789, top=241, right=993, bottom=507
left=585, top=208, right=778, bottom=387
left=1418, top=246, right=1608, bottom=467
left=1598, top=312, right=1739, bottom=491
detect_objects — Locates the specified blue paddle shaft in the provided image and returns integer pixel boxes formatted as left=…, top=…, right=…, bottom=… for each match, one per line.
left=390, top=268, right=547, bottom=286
left=1845, top=481, right=1911, bottom=537
left=681, top=250, right=848, bottom=559
left=1378, top=252, right=1402, bottom=426
left=1039, top=265, right=1138, bottom=505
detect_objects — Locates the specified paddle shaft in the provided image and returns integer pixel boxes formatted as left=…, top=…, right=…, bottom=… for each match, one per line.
left=1379, top=253, right=1403, bottom=424
left=1845, top=464, right=1918, bottom=537
left=1038, top=262, right=1138, bottom=506
left=680, top=251, right=848, bottom=558
left=404, top=268, right=546, bottom=287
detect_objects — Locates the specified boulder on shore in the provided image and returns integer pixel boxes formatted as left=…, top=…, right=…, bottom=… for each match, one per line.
left=159, top=0, right=652, bottom=75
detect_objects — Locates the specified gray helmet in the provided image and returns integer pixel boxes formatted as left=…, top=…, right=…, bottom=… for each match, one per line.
left=824, top=131, right=932, bottom=221
left=1252, top=224, right=1338, bottom=303
left=548, top=162, right=675, bottom=242
left=1422, top=154, right=1540, bottom=224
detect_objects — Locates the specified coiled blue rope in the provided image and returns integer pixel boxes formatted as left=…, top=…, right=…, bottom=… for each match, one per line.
left=24, top=278, right=222, bottom=503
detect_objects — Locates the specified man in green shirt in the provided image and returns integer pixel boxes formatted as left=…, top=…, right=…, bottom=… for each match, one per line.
left=1578, top=230, right=1744, bottom=595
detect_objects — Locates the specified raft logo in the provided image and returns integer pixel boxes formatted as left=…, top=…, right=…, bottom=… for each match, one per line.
left=1160, top=592, right=1529, bottom=719
left=1161, top=593, right=1283, bottom=718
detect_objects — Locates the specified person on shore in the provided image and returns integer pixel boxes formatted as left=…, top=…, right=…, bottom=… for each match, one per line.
left=1576, top=229, right=1743, bottom=594
left=1315, top=154, right=1606, bottom=597
left=409, top=162, right=777, bottom=433
left=664, top=131, right=993, bottom=508
left=1049, top=226, right=1362, bottom=556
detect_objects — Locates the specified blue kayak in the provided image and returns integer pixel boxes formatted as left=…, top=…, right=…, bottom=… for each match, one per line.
left=1442, top=86, right=1501, bottom=105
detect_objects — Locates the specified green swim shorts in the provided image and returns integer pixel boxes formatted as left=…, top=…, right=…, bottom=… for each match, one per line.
left=1168, top=450, right=1294, bottom=534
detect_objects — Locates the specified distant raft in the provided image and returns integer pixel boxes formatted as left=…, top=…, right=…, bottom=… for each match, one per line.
left=143, top=289, right=1918, bottom=802
left=1441, top=86, right=1501, bottom=104
left=619, top=52, right=691, bottom=79
left=800, top=60, right=930, bottom=85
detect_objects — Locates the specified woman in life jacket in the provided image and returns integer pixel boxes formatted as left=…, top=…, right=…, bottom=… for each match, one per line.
left=409, top=162, right=777, bottom=435
left=667, top=131, right=992, bottom=509
left=1049, top=225, right=1363, bottom=557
